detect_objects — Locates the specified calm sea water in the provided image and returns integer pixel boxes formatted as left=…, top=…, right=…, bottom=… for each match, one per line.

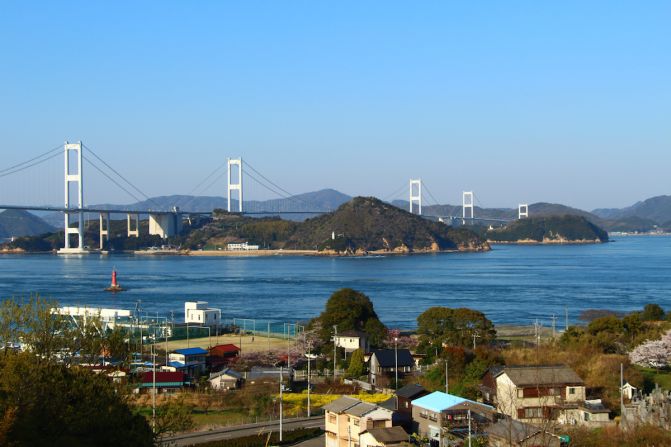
left=0, top=236, right=669, bottom=329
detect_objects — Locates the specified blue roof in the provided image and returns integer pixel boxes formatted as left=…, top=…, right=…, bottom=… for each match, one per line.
left=173, top=347, right=208, bottom=355
left=168, top=361, right=185, bottom=368
left=412, top=391, right=489, bottom=413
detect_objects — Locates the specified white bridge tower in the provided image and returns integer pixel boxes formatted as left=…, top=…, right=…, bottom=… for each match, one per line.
left=227, top=158, right=243, bottom=213
left=518, top=203, right=529, bottom=219
left=462, top=191, right=474, bottom=224
left=409, top=179, right=422, bottom=215
left=58, top=141, right=87, bottom=254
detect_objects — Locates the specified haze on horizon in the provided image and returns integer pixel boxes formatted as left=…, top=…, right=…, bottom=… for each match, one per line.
left=0, top=2, right=669, bottom=211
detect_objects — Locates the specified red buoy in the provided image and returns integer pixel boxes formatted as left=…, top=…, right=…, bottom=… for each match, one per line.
left=105, top=268, right=125, bottom=292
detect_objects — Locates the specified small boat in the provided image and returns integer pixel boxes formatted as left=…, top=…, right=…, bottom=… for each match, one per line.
left=105, top=268, right=126, bottom=292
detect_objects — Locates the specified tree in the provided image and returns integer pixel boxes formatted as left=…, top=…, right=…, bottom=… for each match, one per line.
left=417, top=307, right=496, bottom=350
left=347, top=349, right=365, bottom=378
left=153, top=397, right=195, bottom=441
left=0, top=351, right=153, bottom=446
left=641, top=303, right=665, bottom=321
left=311, top=288, right=387, bottom=348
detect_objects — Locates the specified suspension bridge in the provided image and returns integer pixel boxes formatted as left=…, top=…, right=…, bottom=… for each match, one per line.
left=0, top=141, right=530, bottom=254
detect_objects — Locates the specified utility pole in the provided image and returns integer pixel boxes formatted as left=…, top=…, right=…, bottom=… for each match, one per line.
left=534, top=319, right=542, bottom=347
left=445, top=359, right=449, bottom=394
left=279, top=365, right=283, bottom=442
left=152, top=343, right=156, bottom=432
left=468, top=409, right=472, bottom=447
left=472, top=331, right=480, bottom=350
left=565, top=306, right=569, bottom=331
left=306, top=345, right=315, bottom=417
left=620, top=363, right=624, bottom=417
left=332, top=325, right=338, bottom=382
left=551, top=314, right=557, bottom=339
left=394, top=337, right=398, bottom=390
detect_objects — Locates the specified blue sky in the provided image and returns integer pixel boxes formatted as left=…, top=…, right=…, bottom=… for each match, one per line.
left=0, top=1, right=669, bottom=210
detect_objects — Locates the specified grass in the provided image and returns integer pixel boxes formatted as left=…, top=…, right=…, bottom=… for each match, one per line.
left=638, top=366, right=671, bottom=392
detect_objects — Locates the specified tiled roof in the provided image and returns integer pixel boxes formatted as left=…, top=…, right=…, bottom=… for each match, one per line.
left=347, top=402, right=377, bottom=417
left=210, top=344, right=240, bottom=355
left=497, top=365, right=584, bottom=386
left=323, top=396, right=361, bottom=413
left=370, top=349, right=414, bottom=368
left=209, top=368, right=242, bottom=380
left=365, top=426, right=408, bottom=444
left=395, top=383, right=427, bottom=399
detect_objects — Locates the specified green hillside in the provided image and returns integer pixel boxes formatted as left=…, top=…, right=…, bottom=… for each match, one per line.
left=0, top=209, right=55, bottom=239
left=486, top=215, right=609, bottom=243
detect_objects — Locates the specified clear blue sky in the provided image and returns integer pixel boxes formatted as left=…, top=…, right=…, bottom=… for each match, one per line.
left=0, top=1, right=669, bottom=210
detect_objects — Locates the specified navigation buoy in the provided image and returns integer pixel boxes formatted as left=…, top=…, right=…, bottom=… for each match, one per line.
left=105, top=268, right=125, bottom=292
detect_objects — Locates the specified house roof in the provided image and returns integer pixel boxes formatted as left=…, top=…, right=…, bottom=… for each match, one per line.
left=379, top=396, right=397, bottom=411
left=209, top=368, right=242, bottom=380
left=142, top=371, right=185, bottom=384
left=247, top=366, right=292, bottom=380
left=395, top=383, right=427, bottom=399
left=168, top=361, right=185, bottom=369
left=412, top=391, right=493, bottom=413
left=347, top=402, right=377, bottom=417
left=210, top=344, right=240, bottom=354
left=581, top=399, right=609, bottom=413
left=487, top=418, right=548, bottom=442
left=364, top=426, right=408, bottom=444
left=496, top=365, right=584, bottom=386
left=323, top=396, right=361, bottom=413
left=370, top=349, right=414, bottom=368
left=173, top=347, right=208, bottom=356
left=337, top=329, right=368, bottom=338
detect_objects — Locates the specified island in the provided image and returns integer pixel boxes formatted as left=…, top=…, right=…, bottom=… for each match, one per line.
left=485, top=215, right=609, bottom=244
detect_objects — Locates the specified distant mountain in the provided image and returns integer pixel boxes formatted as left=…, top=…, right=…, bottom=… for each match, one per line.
left=0, top=209, right=55, bottom=239
left=593, top=195, right=671, bottom=226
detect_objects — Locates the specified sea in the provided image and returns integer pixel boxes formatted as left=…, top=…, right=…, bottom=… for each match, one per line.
left=0, top=235, right=669, bottom=330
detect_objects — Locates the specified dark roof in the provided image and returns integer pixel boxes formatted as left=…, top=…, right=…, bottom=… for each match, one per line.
left=173, top=347, right=208, bottom=356
left=487, top=418, right=558, bottom=443
left=395, top=383, right=427, bottom=399
left=379, top=396, right=397, bottom=411
left=142, top=371, right=185, bottom=384
left=365, top=426, right=408, bottom=444
left=209, top=368, right=242, bottom=380
left=371, top=349, right=414, bottom=368
left=347, top=401, right=377, bottom=417
left=323, top=396, right=361, bottom=413
left=496, top=365, right=584, bottom=386
left=338, top=329, right=368, bottom=338
left=247, top=366, right=292, bottom=380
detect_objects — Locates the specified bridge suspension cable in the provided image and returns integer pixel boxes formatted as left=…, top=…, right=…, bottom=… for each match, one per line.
left=243, top=160, right=311, bottom=208
left=0, top=145, right=62, bottom=179
left=382, top=182, right=408, bottom=202
left=421, top=181, right=441, bottom=208
left=83, top=154, right=144, bottom=204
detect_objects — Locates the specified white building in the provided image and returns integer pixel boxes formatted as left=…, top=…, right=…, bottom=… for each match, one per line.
left=226, top=242, right=260, bottom=251
left=184, top=301, right=221, bottom=327
left=56, top=306, right=132, bottom=330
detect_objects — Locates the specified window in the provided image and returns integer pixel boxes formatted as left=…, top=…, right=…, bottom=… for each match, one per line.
left=584, top=411, right=590, bottom=421
left=372, top=420, right=386, bottom=428
left=517, top=389, right=524, bottom=398
left=419, top=410, right=428, bottom=419
left=524, top=407, right=543, bottom=419
left=405, top=401, right=409, bottom=409
left=353, top=418, right=359, bottom=426
left=328, top=414, right=336, bottom=424
left=569, top=387, right=576, bottom=395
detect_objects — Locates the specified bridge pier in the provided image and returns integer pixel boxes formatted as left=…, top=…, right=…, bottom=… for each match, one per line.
left=99, top=212, right=110, bottom=249
left=409, top=179, right=422, bottom=215
left=462, top=191, right=474, bottom=225
left=148, top=211, right=183, bottom=239
left=518, top=203, right=529, bottom=219
left=227, top=158, right=243, bottom=212
left=127, top=213, right=139, bottom=237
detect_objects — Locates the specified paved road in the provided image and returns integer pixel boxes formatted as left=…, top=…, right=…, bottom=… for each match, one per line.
left=166, top=416, right=324, bottom=446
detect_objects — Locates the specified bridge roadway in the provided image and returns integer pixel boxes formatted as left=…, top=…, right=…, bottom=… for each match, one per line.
left=165, top=415, right=324, bottom=446
left=0, top=204, right=326, bottom=216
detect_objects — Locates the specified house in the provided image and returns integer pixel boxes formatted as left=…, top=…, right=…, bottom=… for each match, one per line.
left=411, top=391, right=494, bottom=445
left=208, top=343, right=240, bottom=369
left=481, top=365, right=608, bottom=426
left=208, top=368, right=243, bottom=390
left=368, top=349, right=414, bottom=387
left=138, top=371, right=187, bottom=394
left=168, top=347, right=208, bottom=376
left=324, top=396, right=394, bottom=447
left=359, top=426, right=409, bottom=447
left=184, top=301, right=221, bottom=327
left=334, top=330, right=370, bottom=353
left=246, top=366, right=293, bottom=384
left=487, top=417, right=563, bottom=447
left=380, top=384, right=429, bottom=430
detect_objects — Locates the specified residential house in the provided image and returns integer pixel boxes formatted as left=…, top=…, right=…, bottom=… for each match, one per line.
left=359, top=426, right=409, bottom=447
left=246, top=366, right=293, bottom=384
left=138, top=371, right=187, bottom=394
left=168, top=347, right=208, bottom=376
left=209, top=368, right=243, bottom=390
left=380, top=384, right=429, bottom=430
left=334, top=330, right=370, bottom=353
left=481, top=365, right=608, bottom=426
left=487, top=417, right=563, bottom=447
left=324, top=396, right=394, bottom=447
left=368, top=349, right=414, bottom=387
left=411, top=391, right=494, bottom=445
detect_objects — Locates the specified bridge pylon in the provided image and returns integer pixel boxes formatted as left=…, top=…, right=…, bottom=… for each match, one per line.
left=462, top=191, right=474, bottom=225
left=518, top=203, right=529, bottom=219
left=58, top=141, right=88, bottom=254
left=409, top=179, right=422, bottom=215
left=227, top=158, right=243, bottom=213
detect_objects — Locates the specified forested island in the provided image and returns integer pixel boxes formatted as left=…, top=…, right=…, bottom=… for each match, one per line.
left=485, top=215, right=609, bottom=244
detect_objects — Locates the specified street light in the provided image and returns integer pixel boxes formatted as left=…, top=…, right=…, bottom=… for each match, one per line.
left=306, top=349, right=317, bottom=418
left=394, top=337, right=398, bottom=390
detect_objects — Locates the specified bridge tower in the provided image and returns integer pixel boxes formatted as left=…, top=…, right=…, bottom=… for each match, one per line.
left=409, top=179, right=422, bottom=215
left=227, top=158, right=243, bottom=213
left=462, top=191, right=474, bottom=225
left=518, top=203, right=529, bottom=219
left=58, top=141, right=87, bottom=254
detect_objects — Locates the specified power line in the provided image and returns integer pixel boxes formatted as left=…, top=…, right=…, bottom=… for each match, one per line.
left=0, top=144, right=62, bottom=175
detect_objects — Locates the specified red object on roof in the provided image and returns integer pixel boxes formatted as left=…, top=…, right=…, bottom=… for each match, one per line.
left=210, top=344, right=240, bottom=356
left=142, top=371, right=185, bottom=384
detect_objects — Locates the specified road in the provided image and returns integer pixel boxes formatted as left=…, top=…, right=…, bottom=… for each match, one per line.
left=166, top=416, right=324, bottom=446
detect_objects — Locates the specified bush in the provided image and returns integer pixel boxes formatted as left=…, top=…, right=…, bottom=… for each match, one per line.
left=190, top=427, right=323, bottom=447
